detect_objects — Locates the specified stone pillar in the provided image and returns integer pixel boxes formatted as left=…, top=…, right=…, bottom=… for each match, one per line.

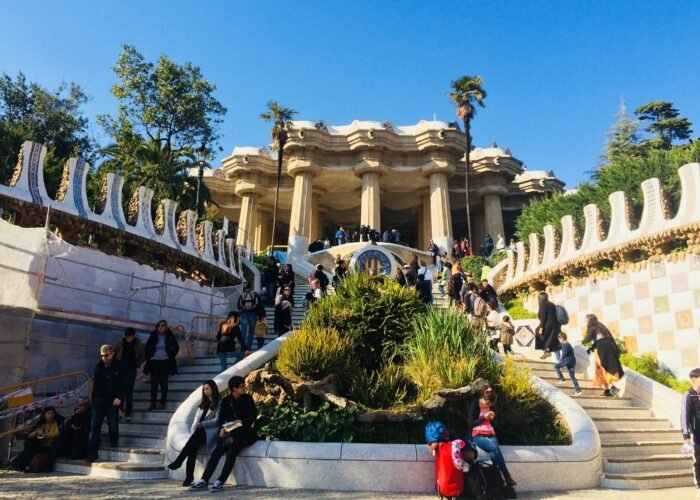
left=429, top=172, right=453, bottom=252
left=254, top=207, right=271, bottom=253
left=422, top=193, right=432, bottom=250
left=287, top=161, right=316, bottom=256
left=478, top=186, right=507, bottom=242
left=309, top=188, right=325, bottom=243
left=236, top=192, right=257, bottom=253
left=360, top=172, right=381, bottom=230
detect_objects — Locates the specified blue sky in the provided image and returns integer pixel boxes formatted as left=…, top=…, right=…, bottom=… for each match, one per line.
left=1, top=1, right=698, bottom=187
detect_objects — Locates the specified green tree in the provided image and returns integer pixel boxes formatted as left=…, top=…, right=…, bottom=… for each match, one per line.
left=634, top=101, right=693, bottom=149
left=448, top=75, right=487, bottom=246
left=601, top=98, right=642, bottom=166
left=0, top=72, right=93, bottom=195
left=96, top=45, right=226, bottom=211
left=260, top=101, right=297, bottom=252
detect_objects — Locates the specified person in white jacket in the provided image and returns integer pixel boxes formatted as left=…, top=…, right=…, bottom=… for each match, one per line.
left=167, top=380, right=221, bottom=486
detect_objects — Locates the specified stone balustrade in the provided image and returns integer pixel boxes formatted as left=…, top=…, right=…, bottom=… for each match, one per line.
left=0, top=141, right=257, bottom=285
left=492, top=163, right=700, bottom=293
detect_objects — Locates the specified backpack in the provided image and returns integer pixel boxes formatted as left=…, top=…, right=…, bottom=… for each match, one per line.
left=435, top=442, right=464, bottom=499
left=425, top=421, right=447, bottom=444
left=473, top=296, right=489, bottom=318
left=241, top=290, right=258, bottom=311
left=555, top=304, right=569, bottom=325
left=465, top=462, right=508, bottom=500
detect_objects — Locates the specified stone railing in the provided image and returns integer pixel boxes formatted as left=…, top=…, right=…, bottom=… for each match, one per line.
left=0, top=141, right=255, bottom=285
left=493, top=162, right=700, bottom=293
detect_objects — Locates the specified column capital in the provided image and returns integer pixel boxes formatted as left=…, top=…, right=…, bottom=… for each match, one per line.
left=476, top=184, right=509, bottom=198
left=234, top=179, right=266, bottom=197
left=353, top=161, right=387, bottom=178
left=287, top=159, right=320, bottom=178
left=421, top=162, right=456, bottom=178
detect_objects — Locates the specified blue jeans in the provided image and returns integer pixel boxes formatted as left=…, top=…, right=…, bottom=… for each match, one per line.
left=265, top=280, right=277, bottom=305
left=218, top=351, right=243, bottom=372
left=424, top=280, right=433, bottom=303
left=88, top=398, right=120, bottom=458
left=240, top=311, right=256, bottom=349
left=472, top=434, right=510, bottom=477
left=555, top=360, right=580, bottom=392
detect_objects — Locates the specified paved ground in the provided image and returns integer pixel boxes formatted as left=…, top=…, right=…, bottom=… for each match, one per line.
left=0, top=471, right=697, bottom=499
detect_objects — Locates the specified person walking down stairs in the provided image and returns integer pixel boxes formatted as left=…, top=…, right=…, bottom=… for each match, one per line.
left=681, top=368, right=700, bottom=498
left=554, top=333, right=581, bottom=397
left=144, top=321, right=180, bottom=410
left=581, top=314, right=623, bottom=398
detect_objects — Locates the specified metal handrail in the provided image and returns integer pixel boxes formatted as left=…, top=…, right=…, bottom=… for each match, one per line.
left=189, top=315, right=227, bottom=357
left=170, top=324, right=193, bottom=366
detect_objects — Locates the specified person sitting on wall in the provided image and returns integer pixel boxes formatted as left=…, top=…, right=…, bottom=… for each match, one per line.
left=10, top=406, right=64, bottom=472
left=190, top=376, right=258, bottom=492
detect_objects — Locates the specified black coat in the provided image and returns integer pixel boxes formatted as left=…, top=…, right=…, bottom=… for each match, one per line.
left=216, top=324, right=246, bottom=354
left=92, top=360, right=126, bottom=402
left=144, top=331, right=180, bottom=375
left=536, top=300, right=561, bottom=351
left=582, top=322, right=624, bottom=378
left=218, top=393, right=258, bottom=441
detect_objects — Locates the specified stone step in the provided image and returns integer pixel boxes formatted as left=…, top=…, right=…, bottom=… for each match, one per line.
left=598, top=428, right=681, bottom=442
left=133, top=388, right=193, bottom=398
left=96, top=446, right=165, bottom=464
left=133, top=380, right=201, bottom=391
left=101, top=430, right=164, bottom=448
left=55, top=459, right=168, bottom=479
left=177, top=365, right=223, bottom=375
left=103, top=420, right=168, bottom=435
left=131, top=398, right=183, bottom=411
left=583, top=406, right=652, bottom=419
left=604, top=454, right=693, bottom=473
left=574, top=395, right=634, bottom=408
left=602, top=440, right=686, bottom=457
left=592, top=417, right=672, bottom=430
left=600, top=468, right=695, bottom=489
left=128, top=410, right=172, bottom=423
left=559, top=386, right=614, bottom=397
left=535, top=373, right=597, bottom=387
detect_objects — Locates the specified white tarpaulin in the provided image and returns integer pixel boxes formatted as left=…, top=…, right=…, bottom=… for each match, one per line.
left=0, top=219, right=49, bottom=309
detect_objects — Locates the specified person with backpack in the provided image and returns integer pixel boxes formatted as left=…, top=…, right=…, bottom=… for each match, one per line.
left=555, top=333, right=582, bottom=396
left=581, top=314, right=624, bottom=397
left=499, top=316, right=515, bottom=356
left=237, top=282, right=260, bottom=351
left=216, top=312, right=246, bottom=372
left=681, top=368, right=700, bottom=497
left=417, top=260, right=433, bottom=304
left=535, top=291, right=561, bottom=360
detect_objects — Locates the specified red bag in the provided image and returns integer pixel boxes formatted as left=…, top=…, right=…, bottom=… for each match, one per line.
left=435, top=442, right=464, bottom=499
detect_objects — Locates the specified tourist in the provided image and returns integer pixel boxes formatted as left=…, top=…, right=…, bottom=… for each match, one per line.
left=382, top=228, right=392, bottom=242
left=323, top=238, right=331, bottom=249
left=333, top=259, right=347, bottom=286
left=581, top=314, right=624, bottom=397
left=479, top=279, right=499, bottom=310
left=427, top=239, right=439, bottom=264
left=508, top=238, right=518, bottom=253
left=448, top=265, right=464, bottom=308
left=114, top=327, right=145, bottom=422
left=494, top=233, right=506, bottom=252
left=86, top=344, right=125, bottom=462
left=60, top=398, right=91, bottom=459
left=360, top=224, right=370, bottom=242
left=263, top=257, right=278, bottom=306
left=483, top=233, right=494, bottom=256
left=417, top=260, right=433, bottom=304
left=415, top=275, right=430, bottom=303
left=10, top=406, right=64, bottom=472
left=278, top=263, right=295, bottom=295
left=168, top=380, right=221, bottom=486
left=436, top=252, right=445, bottom=276
left=555, top=333, right=582, bottom=396
left=304, top=290, right=316, bottom=310
left=335, top=226, right=346, bottom=245
left=255, top=313, right=268, bottom=350
left=216, top=312, right=246, bottom=371
left=535, top=292, right=561, bottom=360
left=312, top=264, right=329, bottom=294
left=451, top=241, right=463, bottom=261
left=409, top=255, right=419, bottom=275
left=485, top=303, right=500, bottom=336
left=402, top=264, right=416, bottom=287
left=499, top=316, right=515, bottom=356
left=395, top=266, right=407, bottom=287
left=238, top=281, right=261, bottom=350
left=681, top=368, right=700, bottom=495
left=460, top=237, right=472, bottom=257
left=438, top=272, right=448, bottom=297
left=190, top=376, right=258, bottom=492
left=310, top=278, right=324, bottom=299
left=144, top=320, right=180, bottom=410
left=369, top=228, right=378, bottom=244
left=469, top=287, right=489, bottom=330
left=274, top=286, right=294, bottom=336
left=469, top=387, right=517, bottom=487
left=391, top=228, right=401, bottom=244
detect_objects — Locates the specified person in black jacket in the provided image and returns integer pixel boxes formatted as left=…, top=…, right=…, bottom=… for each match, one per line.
left=312, top=264, right=329, bottom=294
left=86, top=344, right=125, bottom=462
left=263, top=257, right=279, bottom=306
left=61, top=397, right=91, bottom=459
left=190, top=376, right=258, bottom=492
left=143, top=320, right=180, bottom=410
left=535, top=292, right=561, bottom=360
left=682, top=368, right=700, bottom=491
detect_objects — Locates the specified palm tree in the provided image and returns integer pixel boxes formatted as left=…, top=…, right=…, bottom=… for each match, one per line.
left=448, top=75, right=487, bottom=247
left=260, top=101, right=297, bottom=254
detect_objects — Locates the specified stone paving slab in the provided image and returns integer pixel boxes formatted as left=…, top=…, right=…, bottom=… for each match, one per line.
left=0, top=471, right=696, bottom=499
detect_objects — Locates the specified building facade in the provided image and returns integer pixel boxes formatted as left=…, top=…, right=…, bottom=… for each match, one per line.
left=206, top=120, right=564, bottom=256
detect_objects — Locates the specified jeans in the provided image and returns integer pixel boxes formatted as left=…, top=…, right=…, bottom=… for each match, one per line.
left=172, top=427, right=206, bottom=481
left=438, top=283, right=445, bottom=296
left=88, top=398, right=120, bottom=458
left=122, top=367, right=137, bottom=417
left=472, top=434, right=510, bottom=477
left=201, top=431, right=256, bottom=483
left=555, top=361, right=581, bottom=392
left=218, top=351, right=243, bottom=372
left=265, top=280, right=276, bottom=305
left=240, top=311, right=256, bottom=350
left=149, top=359, right=170, bottom=404
left=423, top=280, right=433, bottom=303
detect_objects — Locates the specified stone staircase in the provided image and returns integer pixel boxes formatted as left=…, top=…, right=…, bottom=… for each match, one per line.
left=516, top=356, right=693, bottom=489
left=54, top=276, right=310, bottom=479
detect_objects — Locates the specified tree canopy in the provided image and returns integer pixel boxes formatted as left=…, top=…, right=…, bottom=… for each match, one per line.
left=447, top=75, right=487, bottom=122
left=633, top=101, right=693, bottom=149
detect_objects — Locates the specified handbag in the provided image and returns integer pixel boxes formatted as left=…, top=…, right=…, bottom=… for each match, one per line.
left=26, top=452, right=49, bottom=472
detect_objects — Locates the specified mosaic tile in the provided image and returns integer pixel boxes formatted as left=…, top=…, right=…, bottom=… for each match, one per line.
left=624, top=336, right=638, bottom=353
left=671, top=274, right=689, bottom=293
left=634, top=282, right=650, bottom=299
left=690, top=254, right=700, bottom=271
left=604, top=289, right=616, bottom=305
left=638, top=315, right=654, bottom=334
left=617, top=272, right=630, bottom=286
left=578, top=295, right=589, bottom=310
left=676, top=310, right=694, bottom=329
left=650, top=260, right=666, bottom=278
left=695, top=290, right=700, bottom=308
left=658, top=331, right=675, bottom=350
left=682, top=348, right=698, bottom=368
left=654, top=296, right=670, bottom=314
left=620, top=302, right=634, bottom=320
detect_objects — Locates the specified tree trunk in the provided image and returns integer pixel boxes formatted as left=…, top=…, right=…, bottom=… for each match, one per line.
left=269, top=146, right=283, bottom=255
left=463, top=118, right=473, bottom=247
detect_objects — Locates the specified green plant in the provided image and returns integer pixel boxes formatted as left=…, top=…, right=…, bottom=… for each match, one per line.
left=257, top=400, right=355, bottom=442
left=252, top=253, right=268, bottom=273
left=487, top=251, right=507, bottom=267
left=350, top=364, right=415, bottom=409
left=459, top=255, right=487, bottom=280
left=620, top=353, right=691, bottom=393
left=500, top=294, right=538, bottom=320
left=276, top=325, right=357, bottom=384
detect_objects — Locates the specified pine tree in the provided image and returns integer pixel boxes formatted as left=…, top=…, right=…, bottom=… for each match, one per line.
left=601, top=97, right=641, bottom=166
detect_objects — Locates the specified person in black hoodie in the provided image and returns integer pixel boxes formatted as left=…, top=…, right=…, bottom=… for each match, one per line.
left=86, top=344, right=125, bottom=462
left=61, top=397, right=91, bottom=459
left=535, top=291, right=561, bottom=360
left=190, top=375, right=257, bottom=492
left=114, top=327, right=145, bottom=421
left=143, top=320, right=180, bottom=410
left=682, top=368, right=700, bottom=493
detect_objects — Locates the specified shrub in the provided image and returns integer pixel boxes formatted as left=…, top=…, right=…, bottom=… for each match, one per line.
left=403, top=308, right=500, bottom=401
left=620, top=353, right=691, bottom=394
left=487, top=251, right=507, bottom=267
left=256, top=401, right=355, bottom=442
left=350, top=364, right=415, bottom=409
left=304, top=273, right=426, bottom=370
left=500, top=294, right=538, bottom=320
left=276, top=325, right=357, bottom=384
left=460, top=255, right=487, bottom=280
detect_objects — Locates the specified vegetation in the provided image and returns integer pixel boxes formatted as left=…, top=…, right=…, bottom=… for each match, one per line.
left=256, top=401, right=356, bottom=443
left=448, top=75, right=486, bottom=245
left=621, top=353, right=691, bottom=394
left=500, top=294, right=538, bottom=320
left=350, top=364, right=414, bottom=409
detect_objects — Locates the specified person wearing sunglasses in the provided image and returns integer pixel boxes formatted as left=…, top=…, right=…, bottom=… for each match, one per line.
left=86, top=344, right=125, bottom=463
left=144, top=320, right=180, bottom=410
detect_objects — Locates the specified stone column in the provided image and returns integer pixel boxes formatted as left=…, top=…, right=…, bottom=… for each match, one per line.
left=287, top=161, right=316, bottom=256
left=236, top=192, right=257, bottom=254
left=309, top=188, right=325, bottom=243
left=478, top=186, right=508, bottom=242
left=422, top=192, right=432, bottom=250
left=422, top=161, right=456, bottom=253
left=354, top=161, right=385, bottom=232
left=254, top=207, right=271, bottom=253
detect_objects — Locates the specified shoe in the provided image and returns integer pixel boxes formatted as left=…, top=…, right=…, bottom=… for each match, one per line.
left=572, top=390, right=582, bottom=397
left=539, top=351, right=551, bottom=360
left=158, top=402, right=166, bottom=410
left=505, top=476, right=517, bottom=487
left=190, top=479, right=208, bottom=490
left=182, top=478, right=193, bottom=487
left=603, top=389, right=612, bottom=397
left=148, top=402, right=156, bottom=411
left=211, top=480, right=224, bottom=492
left=610, top=386, right=620, bottom=397
left=167, top=461, right=182, bottom=470
left=556, top=380, right=566, bottom=385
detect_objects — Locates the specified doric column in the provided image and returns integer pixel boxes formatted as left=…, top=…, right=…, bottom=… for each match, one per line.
left=309, top=188, right=326, bottom=242
left=234, top=177, right=265, bottom=255
left=254, top=206, right=271, bottom=253
left=422, top=192, right=432, bottom=250
left=422, top=159, right=456, bottom=253
left=354, top=160, right=386, bottom=231
left=477, top=185, right=509, bottom=242
left=287, top=160, right=317, bottom=256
